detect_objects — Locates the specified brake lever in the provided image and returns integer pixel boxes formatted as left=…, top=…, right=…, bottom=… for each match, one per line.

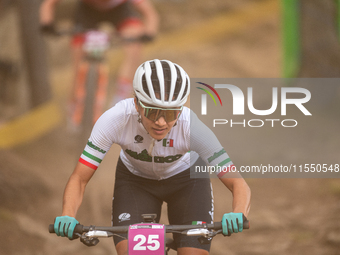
left=80, top=234, right=100, bottom=247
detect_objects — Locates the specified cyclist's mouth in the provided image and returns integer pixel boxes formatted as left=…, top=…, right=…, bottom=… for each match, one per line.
left=152, top=128, right=167, bottom=135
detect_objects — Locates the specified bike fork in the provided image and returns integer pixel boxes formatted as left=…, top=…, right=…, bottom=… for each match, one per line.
left=70, top=62, right=108, bottom=127
left=70, top=62, right=88, bottom=127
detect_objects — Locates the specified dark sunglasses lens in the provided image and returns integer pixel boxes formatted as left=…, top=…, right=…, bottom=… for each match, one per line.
left=164, top=110, right=178, bottom=122
left=144, top=106, right=181, bottom=122
left=144, top=108, right=158, bottom=121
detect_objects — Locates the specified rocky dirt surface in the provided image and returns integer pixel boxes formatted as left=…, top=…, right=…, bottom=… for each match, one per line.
left=1, top=0, right=340, bottom=254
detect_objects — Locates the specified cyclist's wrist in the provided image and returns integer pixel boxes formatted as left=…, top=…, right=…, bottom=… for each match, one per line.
left=61, top=211, right=76, bottom=218
left=232, top=210, right=247, bottom=216
left=224, top=212, right=243, bottom=217
left=232, top=206, right=249, bottom=217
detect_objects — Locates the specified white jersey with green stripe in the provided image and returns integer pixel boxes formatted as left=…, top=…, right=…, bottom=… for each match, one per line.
left=79, top=98, right=234, bottom=180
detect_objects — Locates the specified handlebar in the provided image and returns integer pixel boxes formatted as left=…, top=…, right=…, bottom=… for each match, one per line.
left=49, top=220, right=249, bottom=235
left=40, top=25, right=154, bottom=43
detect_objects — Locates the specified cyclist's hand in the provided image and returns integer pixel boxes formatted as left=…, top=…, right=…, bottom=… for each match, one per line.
left=54, top=216, right=79, bottom=239
left=40, top=24, right=57, bottom=35
left=222, top=212, right=244, bottom=236
left=140, top=34, right=154, bottom=43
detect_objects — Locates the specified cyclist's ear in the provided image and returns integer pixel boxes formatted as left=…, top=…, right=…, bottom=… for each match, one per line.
left=134, top=97, right=139, bottom=112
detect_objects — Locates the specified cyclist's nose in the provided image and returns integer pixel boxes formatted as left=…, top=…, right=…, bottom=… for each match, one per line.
left=155, top=116, right=166, bottom=125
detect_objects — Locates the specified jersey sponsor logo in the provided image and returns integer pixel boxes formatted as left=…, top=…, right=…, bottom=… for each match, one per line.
left=154, top=154, right=182, bottom=163
left=87, top=140, right=106, bottom=154
left=134, top=135, right=144, bottom=143
left=207, top=148, right=226, bottom=163
left=125, top=149, right=183, bottom=163
left=118, top=213, right=131, bottom=222
left=162, top=139, right=174, bottom=147
left=125, top=149, right=152, bottom=162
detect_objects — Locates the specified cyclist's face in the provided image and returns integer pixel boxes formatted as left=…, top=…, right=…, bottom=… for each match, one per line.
left=135, top=98, right=178, bottom=140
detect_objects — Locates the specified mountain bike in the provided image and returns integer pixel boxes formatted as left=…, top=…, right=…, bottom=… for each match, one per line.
left=49, top=214, right=249, bottom=255
left=42, top=26, right=152, bottom=142
left=69, top=28, right=111, bottom=142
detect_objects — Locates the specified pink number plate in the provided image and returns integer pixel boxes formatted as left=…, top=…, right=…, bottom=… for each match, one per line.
left=128, top=223, right=165, bottom=255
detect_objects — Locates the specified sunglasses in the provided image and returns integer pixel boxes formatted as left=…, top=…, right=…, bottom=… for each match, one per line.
left=139, top=101, right=183, bottom=122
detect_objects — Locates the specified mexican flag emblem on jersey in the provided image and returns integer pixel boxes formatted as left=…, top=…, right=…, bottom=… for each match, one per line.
left=163, top=139, right=174, bottom=147
left=192, top=221, right=206, bottom=225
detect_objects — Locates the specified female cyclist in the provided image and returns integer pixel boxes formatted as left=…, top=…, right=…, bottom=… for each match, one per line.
left=53, top=59, right=251, bottom=255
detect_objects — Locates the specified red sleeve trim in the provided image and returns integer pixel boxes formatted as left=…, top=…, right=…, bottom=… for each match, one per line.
left=79, top=158, right=98, bottom=170
left=217, top=164, right=235, bottom=178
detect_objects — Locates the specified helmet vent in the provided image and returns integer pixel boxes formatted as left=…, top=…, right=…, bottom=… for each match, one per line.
left=181, top=77, right=189, bottom=101
left=162, top=61, right=172, bottom=101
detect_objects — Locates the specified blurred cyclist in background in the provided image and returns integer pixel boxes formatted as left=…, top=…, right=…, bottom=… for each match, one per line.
left=40, top=0, right=159, bottom=108
left=0, top=0, right=16, bottom=76
left=0, top=0, right=18, bottom=119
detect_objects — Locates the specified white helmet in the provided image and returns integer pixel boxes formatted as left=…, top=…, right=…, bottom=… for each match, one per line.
left=133, top=59, right=190, bottom=108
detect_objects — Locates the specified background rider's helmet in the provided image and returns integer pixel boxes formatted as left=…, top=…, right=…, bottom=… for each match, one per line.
left=133, top=59, right=190, bottom=108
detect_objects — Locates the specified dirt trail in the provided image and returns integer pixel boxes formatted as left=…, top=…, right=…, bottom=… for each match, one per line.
left=1, top=1, right=340, bottom=255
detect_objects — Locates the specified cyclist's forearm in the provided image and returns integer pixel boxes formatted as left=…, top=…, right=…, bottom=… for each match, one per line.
left=231, top=180, right=251, bottom=217
left=40, top=0, right=60, bottom=24
left=61, top=175, right=86, bottom=217
left=135, top=0, right=159, bottom=35
left=61, top=163, right=96, bottom=217
left=220, top=177, right=251, bottom=217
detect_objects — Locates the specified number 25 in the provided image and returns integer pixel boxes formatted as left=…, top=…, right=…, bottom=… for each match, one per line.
left=133, top=234, right=160, bottom=251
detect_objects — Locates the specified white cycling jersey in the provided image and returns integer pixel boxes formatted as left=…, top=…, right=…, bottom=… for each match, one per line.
left=79, top=98, right=234, bottom=180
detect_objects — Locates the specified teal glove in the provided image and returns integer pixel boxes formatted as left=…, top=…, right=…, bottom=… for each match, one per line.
left=222, top=212, right=243, bottom=236
left=54, top=216, right=79, bottom=239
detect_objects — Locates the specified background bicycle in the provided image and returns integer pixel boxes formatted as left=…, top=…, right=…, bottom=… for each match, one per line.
left=0, top=0, right=22, bottom=122
left=42, top=25, right=152, bottom=143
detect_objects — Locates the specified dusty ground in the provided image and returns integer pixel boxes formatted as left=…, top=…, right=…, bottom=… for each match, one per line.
left=1, top=0, right=340, bottom=255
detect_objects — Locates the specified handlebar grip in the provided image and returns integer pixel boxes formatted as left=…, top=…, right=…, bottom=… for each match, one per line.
left=244, top=220, right=250, bottom=229
left=240, top=214, right=249, bottom=229
left=74, top=224, right=84, bottom=234
left=48, top=224, right=84, bottom=234
left=243, top=214, right=250, bottom=229
left=49, top=224, right=54, bottom=233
